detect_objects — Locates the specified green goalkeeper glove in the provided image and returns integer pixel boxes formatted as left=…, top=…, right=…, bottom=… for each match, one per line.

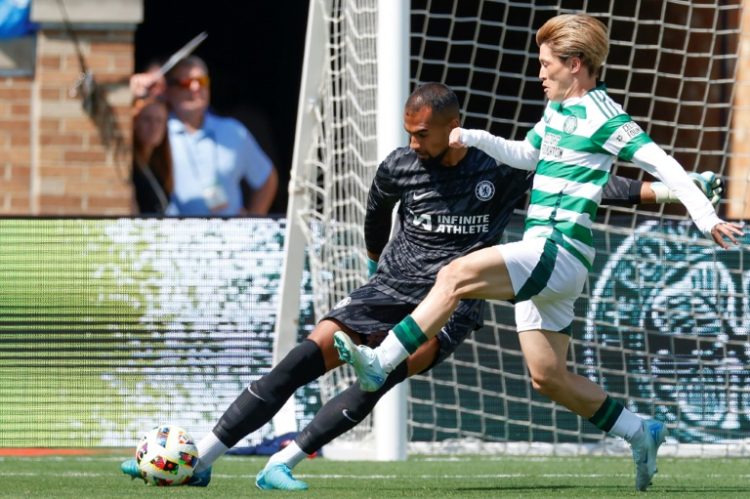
left=651, top=171, right=722, bottom=207
left=367, top=257, right=378, bottom=277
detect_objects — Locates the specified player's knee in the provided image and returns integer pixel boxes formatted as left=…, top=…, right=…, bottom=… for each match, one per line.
left=300, top=332, right=340, bottom=371
left=435, top=260, right=468, bottom=303
left=528, top=367, right=566, bottom=397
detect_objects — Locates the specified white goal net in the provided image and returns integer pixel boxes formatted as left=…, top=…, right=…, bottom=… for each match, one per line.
left=279, top=0, right=750, bottom=457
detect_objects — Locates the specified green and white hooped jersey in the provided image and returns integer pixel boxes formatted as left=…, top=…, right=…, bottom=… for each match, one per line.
left=523, top=85, right=652, bottom=269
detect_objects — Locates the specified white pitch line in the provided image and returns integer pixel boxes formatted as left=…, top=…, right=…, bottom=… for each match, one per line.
left=0, top=456, right=127, bottom=463
left=1, top=471, right=749, bottom=480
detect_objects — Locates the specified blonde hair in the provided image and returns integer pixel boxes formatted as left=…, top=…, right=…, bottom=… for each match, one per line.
left=536, top=14, right=609, bottom=78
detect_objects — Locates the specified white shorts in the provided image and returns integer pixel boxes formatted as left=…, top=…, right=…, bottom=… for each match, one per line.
left=497, top=237, right=587, bottom=334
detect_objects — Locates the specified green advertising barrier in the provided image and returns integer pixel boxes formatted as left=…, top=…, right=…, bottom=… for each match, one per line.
left=0, top=218, right=314, bottom=447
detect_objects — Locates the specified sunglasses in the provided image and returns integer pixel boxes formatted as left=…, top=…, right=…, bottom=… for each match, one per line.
left=167, top=75, right=210, bottom=89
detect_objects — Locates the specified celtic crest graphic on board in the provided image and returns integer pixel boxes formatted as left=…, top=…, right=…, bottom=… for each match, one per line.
left=585, top=221, right=750, bottom=443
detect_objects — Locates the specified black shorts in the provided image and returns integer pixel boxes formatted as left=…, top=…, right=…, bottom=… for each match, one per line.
left=321, top=281, right=484, bottom=369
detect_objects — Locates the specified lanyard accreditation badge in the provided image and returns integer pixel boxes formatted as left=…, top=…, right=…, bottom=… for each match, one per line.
left=203, top=181, right=228, bottom=212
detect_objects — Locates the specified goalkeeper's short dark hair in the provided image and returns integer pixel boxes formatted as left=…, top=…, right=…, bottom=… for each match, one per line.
left=405, top=82, right=460, bottom=120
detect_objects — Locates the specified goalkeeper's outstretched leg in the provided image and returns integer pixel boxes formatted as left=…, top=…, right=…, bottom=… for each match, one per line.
left=256, top=304, right=484, bottom=491
left=189, top=319, right=349, bottom=477
left=256, top=337, right=443, bottom=491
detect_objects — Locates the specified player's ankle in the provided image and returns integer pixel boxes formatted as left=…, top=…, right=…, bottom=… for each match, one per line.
left=268, top=440, right=308, bottom=469
left=378, top=333, right=410, bottom=372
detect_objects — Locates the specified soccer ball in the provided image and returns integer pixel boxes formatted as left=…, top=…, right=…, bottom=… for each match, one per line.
left=135, top=424, right=199, bottom=486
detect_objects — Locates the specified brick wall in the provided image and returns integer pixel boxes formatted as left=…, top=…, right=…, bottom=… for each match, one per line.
left=0, top=0, right=140, bottom=215
left=33, top=29, right=134, bottom=214
left=0, top=76, right=33, bottom=212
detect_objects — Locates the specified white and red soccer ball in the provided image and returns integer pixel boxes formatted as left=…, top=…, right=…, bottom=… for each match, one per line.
left=135, top=424, right=199, bottom=486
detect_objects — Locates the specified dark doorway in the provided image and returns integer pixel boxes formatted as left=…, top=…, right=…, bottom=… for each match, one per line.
left=134, top=0, right=309, bottom=214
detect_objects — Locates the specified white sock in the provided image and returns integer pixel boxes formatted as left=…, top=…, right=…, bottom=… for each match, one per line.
left=194, top=431, right=229, bottom=472
left=609, top=408, right=644, bottom=442
left=377, top=331, right=410, bottom=372
left=267, top=440, right=309, bottom=469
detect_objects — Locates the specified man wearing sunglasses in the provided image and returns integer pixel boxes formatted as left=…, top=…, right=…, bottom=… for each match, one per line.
left=164, top=56, right=278, bottom=216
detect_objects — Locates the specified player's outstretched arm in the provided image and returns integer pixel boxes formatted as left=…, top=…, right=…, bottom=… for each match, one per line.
left=449, top=127, right=538, bottom=170
left=631, top=143, right=743, bottom=248
left=649, top=171, right=723, bottom=207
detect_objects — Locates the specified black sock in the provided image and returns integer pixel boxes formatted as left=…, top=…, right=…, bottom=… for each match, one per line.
left=588, top=395, right=624, bottom=432
left=213, top=339, right=326, bottom=447
left=295, top=361, right=409, bottom=454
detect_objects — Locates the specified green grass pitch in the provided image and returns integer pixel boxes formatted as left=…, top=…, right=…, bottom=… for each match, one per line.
left=0, top=454, right=748, bottom=498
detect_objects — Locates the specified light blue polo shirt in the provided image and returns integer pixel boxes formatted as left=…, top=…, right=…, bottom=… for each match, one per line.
left=168, top=111, right=273, bottom=216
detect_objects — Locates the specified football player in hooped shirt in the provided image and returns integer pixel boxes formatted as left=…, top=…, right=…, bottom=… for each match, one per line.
left=120, top=82, right=722, bottom=490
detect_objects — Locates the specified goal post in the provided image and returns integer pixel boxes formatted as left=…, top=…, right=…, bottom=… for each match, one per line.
left=372, top=0, right=410, bottom=462
left=276, top=0, right=750, bottom=459
left=271, top=0, right=328, bottom=437
left=272, top=0, right=410, bottom=460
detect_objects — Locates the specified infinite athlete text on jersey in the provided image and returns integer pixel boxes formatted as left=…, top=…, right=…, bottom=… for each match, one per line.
left=411, top=213, right=491, bottom=234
